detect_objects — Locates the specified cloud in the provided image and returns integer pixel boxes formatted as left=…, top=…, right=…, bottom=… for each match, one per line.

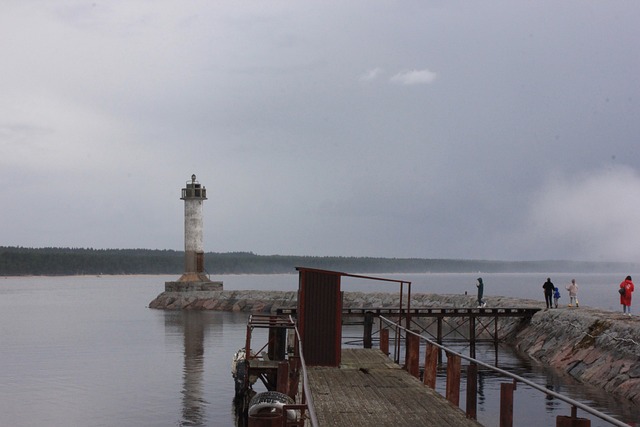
left=359, top=67, right=383, bottom=82
left=1, top=1, right=639, bottom=261
left=519, top=166, right=640, bottom=262
left=390, top=68, right=437, bottom=85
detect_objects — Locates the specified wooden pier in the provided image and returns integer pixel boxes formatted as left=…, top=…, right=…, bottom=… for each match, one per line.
left=241, top=269, right=607, bottom=427
left=307, top=348, right=482, bottom=427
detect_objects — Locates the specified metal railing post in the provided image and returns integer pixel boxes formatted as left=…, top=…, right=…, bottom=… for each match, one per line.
left=445, top=352, right=461, bottom=406
left=500, top=382, right=515, bottom=427
left=423, top=342, right=438, bottom=389
left=380, top=328, right=389, bottom=356
left=378, top=315, right=628, bottom=427
left=406, top=330, right=420, bottom=378
left=466, top=363, right=478, bottom=420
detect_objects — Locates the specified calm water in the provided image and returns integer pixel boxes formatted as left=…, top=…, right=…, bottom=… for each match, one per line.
left=0, top=273, right=637, bottom=426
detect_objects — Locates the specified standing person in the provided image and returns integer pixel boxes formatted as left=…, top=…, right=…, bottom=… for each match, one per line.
left=553, top=287, right=561, bottom=308
left=543, top=278, right=555, bottom=311
left=566, top=279, right=579, bottom=307
left=619, top=275, right=635, bottom=316
left=476, top=277, right=486, bottom=308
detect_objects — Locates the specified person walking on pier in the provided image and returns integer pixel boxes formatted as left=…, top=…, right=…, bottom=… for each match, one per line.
left=476, top=277, right=486, bottom=308
left=566, top=279, right=579, bottom=307
left=543, top=278, right=555, bottom=311
left=619, top=275, right=634, bottom=316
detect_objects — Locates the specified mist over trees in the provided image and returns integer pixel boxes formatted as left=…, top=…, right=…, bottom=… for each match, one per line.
left=1, top=247, right=637, bottom=277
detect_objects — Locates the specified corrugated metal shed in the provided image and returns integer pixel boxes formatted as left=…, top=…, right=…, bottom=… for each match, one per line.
left=296, top=268, right=343, bottom=367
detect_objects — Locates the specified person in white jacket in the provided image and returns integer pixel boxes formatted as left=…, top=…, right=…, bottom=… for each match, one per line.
left=566, top=279, right=579, bottom=307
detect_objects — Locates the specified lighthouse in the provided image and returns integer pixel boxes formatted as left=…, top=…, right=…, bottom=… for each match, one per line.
left=165, top=174, right=223, bottom=292
left=182, top=174, right=207, bottom=275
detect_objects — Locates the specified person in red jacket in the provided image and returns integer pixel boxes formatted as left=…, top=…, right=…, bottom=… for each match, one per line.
left=619, top=275, right=635, bottom=316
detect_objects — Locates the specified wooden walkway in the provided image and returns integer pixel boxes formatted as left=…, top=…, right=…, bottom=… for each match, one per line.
left=307, top=348, right=483, bottom=427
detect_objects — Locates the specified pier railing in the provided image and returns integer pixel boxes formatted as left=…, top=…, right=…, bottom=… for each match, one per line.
left=290, top=315, right=320, bottom=427
left=379, top=315, right=627, bottom=427
left=243, top=314, right=319, bottom=427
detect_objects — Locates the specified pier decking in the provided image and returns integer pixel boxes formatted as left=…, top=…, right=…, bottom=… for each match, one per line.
left=307, top=348, right=482, bottom=427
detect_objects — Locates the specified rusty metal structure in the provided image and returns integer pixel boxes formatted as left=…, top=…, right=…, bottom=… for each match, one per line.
left=237, top=267, right=624, bottom=426
left=296, top=268, right=343, bottom=366
left=295, top=267, right=413, bottom=367
left=380, top=315, right=625, bottom=427
left=239, top=268, right=411, bottom=425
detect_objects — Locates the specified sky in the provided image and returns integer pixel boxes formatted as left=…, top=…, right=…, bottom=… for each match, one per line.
left=1, top=1, right=639, bottom=262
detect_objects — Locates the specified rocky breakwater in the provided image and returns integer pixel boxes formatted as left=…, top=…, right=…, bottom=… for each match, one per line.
left=148, top=288, right=529, bottom=314
left=148, top=289, right=298, bottom=312
left=508, top=305, right=640, bottom=404
left=148, top=290, right=639, bottom=403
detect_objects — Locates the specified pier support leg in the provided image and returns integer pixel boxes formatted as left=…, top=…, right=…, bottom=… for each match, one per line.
left=287, top=356, right=300, bottom=400
left=363, top=311, right=373, bottom=349
left=380, top=328, right=389, bottom=356
left=268, top=325, right=286, bottom=361
left=556, top=406, right=591, bottom=427
left=423, top=343, right=438, bottom=389
left=276, top=361, right=289, bottom=395
left=437, top=317, right=443, bottom=363
left=446, top=353, right=461, bottom=406
left=500, top=382, right=515, bottom=427
left=556, top=416, right=591, bottom=427
left=466, top=363, right=478, bottom=420
left=469, top=315, right=476, bottom=359
left=406, top=330, right=420, bottom=378
left=494, top=315, right=500, bottom=365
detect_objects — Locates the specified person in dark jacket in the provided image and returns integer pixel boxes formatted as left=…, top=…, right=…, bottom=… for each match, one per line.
left=476, top=277, right=486, bottom=308
left=542, top=278, right=555, bottom=311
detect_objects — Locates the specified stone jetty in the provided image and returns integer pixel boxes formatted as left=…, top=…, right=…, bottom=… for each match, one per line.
left=148, top=290, right=640, bottom=403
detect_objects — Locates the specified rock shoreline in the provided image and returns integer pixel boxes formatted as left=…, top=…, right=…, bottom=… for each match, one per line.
left=148, top=290, right=640, bottom=403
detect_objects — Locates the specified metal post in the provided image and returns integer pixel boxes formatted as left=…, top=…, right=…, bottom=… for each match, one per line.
left=556, top=415, right=591, bottom=427
left=466, top=363, right=478, bottom=419
left=423, top=343, right=438, bottom=389
left=406, top=331, right=420, bottom=378
left=437, top=317, right=443, bottom=363
left=287, top=356, right=300, bottom=400
left=500, top=382, right=515, bottom=427
left=556, top=406, right=591, bottom=427
left=469, top=314, right=476, bottom=359
left=406, top=282, right=412, bottom=331
left=268, top=324, right=286, bottom=361
left=446, top=353, right=461, bottom=406
left=277, top=361, right=289, bottom=395
left=380, top=328, right=389, bottom=356
left=397, top=282, right=404, bottom=364
left=363, top=311, right=373, bottom=349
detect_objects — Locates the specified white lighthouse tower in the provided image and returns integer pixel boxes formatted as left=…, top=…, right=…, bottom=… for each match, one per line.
left=165, top=174, right=223, bottom=292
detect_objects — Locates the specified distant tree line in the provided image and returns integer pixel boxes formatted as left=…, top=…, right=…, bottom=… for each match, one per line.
left=0, top=246, right=637, bottom=276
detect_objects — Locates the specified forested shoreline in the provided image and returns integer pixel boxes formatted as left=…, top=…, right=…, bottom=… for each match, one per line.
left=1, top=246, right=637, bottom=276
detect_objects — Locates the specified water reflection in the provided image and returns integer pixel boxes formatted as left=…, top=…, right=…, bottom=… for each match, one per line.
left=477, top=370, right=486, bottom=406
left=164, top=311, right=222, bottom=427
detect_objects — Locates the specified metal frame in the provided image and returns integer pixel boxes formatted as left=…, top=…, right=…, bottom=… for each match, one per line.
left=380, top=315, right=628, bottom=427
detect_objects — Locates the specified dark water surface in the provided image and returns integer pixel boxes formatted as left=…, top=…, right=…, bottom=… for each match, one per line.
left=0, top=274, right=637, bottom=426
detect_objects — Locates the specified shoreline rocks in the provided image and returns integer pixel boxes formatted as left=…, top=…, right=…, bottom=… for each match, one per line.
left=508, top=305, right=640, bottom=404
left=148, top=290, right=640, bottom=403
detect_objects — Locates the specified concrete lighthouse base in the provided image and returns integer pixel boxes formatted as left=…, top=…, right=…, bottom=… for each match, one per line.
left=165, top=273, right=223, bottom=292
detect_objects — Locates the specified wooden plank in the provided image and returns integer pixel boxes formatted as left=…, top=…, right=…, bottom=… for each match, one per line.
left=308, top=349, right=482, bottom=427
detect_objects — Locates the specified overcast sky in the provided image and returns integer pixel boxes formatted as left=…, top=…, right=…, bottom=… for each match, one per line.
left=1, top=1, right=639, bottom=262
